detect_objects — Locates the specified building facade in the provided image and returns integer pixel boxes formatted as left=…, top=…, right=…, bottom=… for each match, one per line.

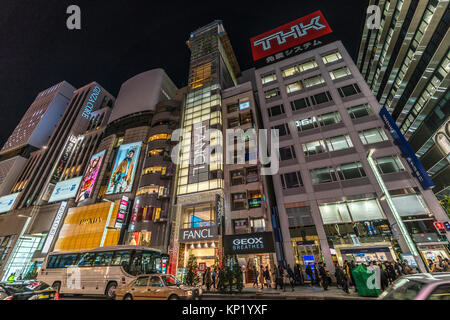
left=168, top=21, right=242, bottom=278
left=357, top=0, right=450, bottom=206
left=254, top=38, right=449, bottom=273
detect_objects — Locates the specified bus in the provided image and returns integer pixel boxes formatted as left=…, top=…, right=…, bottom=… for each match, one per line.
left=36, top=245, right=169, bottom=299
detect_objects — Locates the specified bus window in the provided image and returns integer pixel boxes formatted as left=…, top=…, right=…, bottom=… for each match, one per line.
left=93, top=252, right=113, bottom=266
left=155, top=257, right=162, bottom=273
left=129, top=251, right=143, bottom=276
left=78, top=252, right=96, bottom=266
left=142, top=251, right=155, bottom=274
left=47, top=255, right=60, bottom=269
left=110, top=250, right=131, bottom=269
left=60, top=254, right=79, bottom=268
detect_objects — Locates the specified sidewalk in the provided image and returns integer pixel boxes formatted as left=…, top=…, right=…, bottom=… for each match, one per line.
left=203, top=285, right=377, bottom=300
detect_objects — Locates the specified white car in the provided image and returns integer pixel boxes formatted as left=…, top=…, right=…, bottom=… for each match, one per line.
left=378, top=273, right=450, bottom=300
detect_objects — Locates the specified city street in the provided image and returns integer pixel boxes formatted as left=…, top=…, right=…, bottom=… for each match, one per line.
left=59, top=286, right=374, bottom=300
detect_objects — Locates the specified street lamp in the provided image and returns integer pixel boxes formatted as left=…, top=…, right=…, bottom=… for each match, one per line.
left=367, top=148, right=427, bottom=272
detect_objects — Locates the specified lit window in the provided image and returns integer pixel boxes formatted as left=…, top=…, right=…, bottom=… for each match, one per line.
left=286, top=81, right=303, bottom=93
left=261, top=73, right=277, bottom=84
left=304, top=75, right=325, bottom=88
left=359, top=128, right=388, bottom=145
left=148, top=133, right=171, bottom=142
left=329, top=66, right=351, bottom=80
left=322, top=51, right=343, bottom=64
left=347, top=104, right=373, bottom=119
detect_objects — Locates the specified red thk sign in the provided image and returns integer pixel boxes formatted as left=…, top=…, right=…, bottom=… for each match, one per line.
left=250, top=10, right=332, bottom=61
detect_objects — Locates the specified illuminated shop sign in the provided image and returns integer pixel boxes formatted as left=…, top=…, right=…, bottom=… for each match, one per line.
left=250, top=11, right=332, bottom=62
left=189, top=121, right=210, bottom=184
left=81, top=86, right=101, bottom=119
left=379, top=107, right=434, bottom=190
left=51, top=135, right=79, bottom=183
left=75, top=150, right=106, bottom=202
left=239, top=101, right=250, bottom=110
left=48, top=176, right=83, bottom=203
left=0, top=193, right=20, bottom=214
left=41, top=201, right=68, bottom=254
left=114, top=196, right=129, bottom=229
left=179, top=226, right=218, bottom=242
left=106, top=142, right=142, bottom=194
left=224, top=232, right=275, bottom=255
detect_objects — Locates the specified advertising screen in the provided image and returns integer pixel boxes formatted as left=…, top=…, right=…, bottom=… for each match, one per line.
left=114, top=196, right=129, bottom=229
left=250, top=10, right=332, bottom=61
left=106, top=142, right=141, bottom=194
left=48, top=176, right=83, bottom=202
left=75, top=150, right=106, bottom=202
left=0, top=193, right=20, bottom=214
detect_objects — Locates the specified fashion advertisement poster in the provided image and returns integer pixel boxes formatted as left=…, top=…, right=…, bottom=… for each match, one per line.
left=106, top=142, right=141, bottom=194
left=75, top=150, right=106, bottom=202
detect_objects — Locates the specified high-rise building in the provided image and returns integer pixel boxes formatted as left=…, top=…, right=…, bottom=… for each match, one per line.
left=168, top=21, right=241, bottom=276
left=251, top=11, right=449, bottom=274
left=0, top=82, right=115, bottom=280
left=357, top=0, right=450, bottom=205
left=0, top=81, right=75, bottom=196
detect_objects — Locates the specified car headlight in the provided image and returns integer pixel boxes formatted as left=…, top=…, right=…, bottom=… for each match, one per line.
left=186, top=290, right=192, bottom=296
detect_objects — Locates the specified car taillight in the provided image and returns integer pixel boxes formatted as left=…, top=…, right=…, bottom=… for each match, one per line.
left=4, top=296, right=13, bottom=300
left=54, top=292, right=60, bottom=300
left=121, top=277, right=125, bottom=284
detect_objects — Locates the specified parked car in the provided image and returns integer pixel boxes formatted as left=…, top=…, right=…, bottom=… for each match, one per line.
left=0, top=280, right=58, bottom=300
left=378, top=273, right=450, bottom=300
left=114, top=274, right=202, bottom=300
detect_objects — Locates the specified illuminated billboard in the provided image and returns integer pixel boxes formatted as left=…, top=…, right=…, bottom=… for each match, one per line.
left=0, top=193, right=20, bottom=214
left=106, top=142, right=141, bottom=194
left=250, top=10, right=332, bottom=61
left=48, top=176, right=83, bottom=203
left=75, top=150, right=106, bottom=202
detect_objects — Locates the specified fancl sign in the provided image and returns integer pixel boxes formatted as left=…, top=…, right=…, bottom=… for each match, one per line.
left=179, top=226, right=218, bottom=242
left=379, top=107, right=434, bottom=190
left=81, top=86, right=101, bottom=119
left=41, top=201, right=68, bottom=254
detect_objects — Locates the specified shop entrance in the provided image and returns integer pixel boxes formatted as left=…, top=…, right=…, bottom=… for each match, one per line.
left=419, top=244, right=450, bottom=270
left=236, top=254, right=275, bottom=285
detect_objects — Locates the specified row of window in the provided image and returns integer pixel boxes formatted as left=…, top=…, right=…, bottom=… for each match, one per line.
left=264, top=82, right=362, bottom=104
left=278, top=155, right=405, bottom=189
left=231, top=190, right=262, bottom=211
left=233, top=217, right=265, bottom=234
left=260, top=51, right=344, bottom=84
left=230, top=166, right=259, bottom=186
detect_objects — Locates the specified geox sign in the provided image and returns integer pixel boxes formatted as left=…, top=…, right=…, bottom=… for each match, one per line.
left=250, top=11, right=332, bottom=61
left=224, top=232, right=275, bottom=254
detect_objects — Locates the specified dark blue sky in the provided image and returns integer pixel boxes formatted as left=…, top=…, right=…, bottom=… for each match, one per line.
left=0, top=0, right=368, bottom=147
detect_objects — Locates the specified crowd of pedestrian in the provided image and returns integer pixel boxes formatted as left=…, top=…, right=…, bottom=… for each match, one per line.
left=198, top=255, right=450, bottom=293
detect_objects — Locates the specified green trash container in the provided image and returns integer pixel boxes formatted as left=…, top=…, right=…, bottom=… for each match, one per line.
left=351, top=264, right=381, bottom=297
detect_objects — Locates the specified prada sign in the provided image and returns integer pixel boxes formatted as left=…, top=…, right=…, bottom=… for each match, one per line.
left=179, top=226, right=218, bottom=242
left=224, top=232, right=275, bottom=255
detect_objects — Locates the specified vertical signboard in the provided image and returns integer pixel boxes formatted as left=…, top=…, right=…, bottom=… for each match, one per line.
left=51, top=135, right=79, bottom=183
left=379, top=107, right=435, bottom=189
left=114, top=196, right=129, bottom=229
left=75, top=150, right=106, bottom=202
left=41, top=201, right=68, bottom=254
left=106, top=142, right=142, bottom=194
left=189, top=121, right=210, bottom=184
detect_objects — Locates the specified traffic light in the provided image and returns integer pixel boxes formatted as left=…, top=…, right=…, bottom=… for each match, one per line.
left=433, top=222, right=447, bottom=235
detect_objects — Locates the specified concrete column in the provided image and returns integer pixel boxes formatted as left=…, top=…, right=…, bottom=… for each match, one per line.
left=309, top=201, right=335, bottom=276
left=276, top=203, right=296, bottom=267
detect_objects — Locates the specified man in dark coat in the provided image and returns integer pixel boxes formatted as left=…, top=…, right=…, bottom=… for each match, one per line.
left=286, top=264, right=295, bottom=291
left=318, top=262, right=329, bottom=291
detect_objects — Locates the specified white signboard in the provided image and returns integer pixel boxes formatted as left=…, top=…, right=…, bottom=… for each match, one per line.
left=0, top=193, right=20, bottom=214
left=48, top=176, right=83, bottom=202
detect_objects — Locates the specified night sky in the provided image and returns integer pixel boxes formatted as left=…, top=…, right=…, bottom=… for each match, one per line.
left=0, top=0, right=368, bottom=147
